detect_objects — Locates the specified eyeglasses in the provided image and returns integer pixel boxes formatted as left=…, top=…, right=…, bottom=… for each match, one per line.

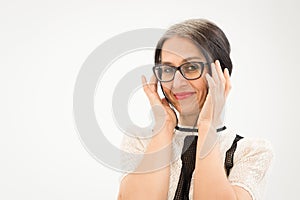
left=152, top=61, right=209, bottom=82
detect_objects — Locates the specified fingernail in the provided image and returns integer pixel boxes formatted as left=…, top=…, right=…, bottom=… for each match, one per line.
left=216, top=60, right=220, bottom=66
left=225, top=68, right=229, bottom=75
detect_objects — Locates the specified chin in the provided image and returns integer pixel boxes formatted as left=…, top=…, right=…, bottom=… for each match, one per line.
left=174, top=99, right=200, bottom=116
left=180, top=105, right=200, bottom=116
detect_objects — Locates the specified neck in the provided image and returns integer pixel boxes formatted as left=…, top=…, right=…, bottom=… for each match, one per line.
left=178, top=113, right=199, bottom=127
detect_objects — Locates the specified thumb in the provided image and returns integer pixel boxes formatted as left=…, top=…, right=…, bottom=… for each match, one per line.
left=162, top=98, right=171, bottom=107
left=198, top=93, right=213, bottom=124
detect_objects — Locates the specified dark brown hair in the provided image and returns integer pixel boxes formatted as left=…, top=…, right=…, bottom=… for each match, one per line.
left=154, top=19, right=233, bottom=75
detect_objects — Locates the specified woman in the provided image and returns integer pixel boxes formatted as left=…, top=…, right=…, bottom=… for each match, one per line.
left=118, top=19, right=273, bottom=200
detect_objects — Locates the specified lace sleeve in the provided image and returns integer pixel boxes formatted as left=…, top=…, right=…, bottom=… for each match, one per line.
left=118, top=128, right=150, bottom=183
left=228, top=138, right=274, bottom=200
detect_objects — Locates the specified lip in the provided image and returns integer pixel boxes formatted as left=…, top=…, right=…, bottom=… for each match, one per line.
left=174, top=92, right=195, bottom=100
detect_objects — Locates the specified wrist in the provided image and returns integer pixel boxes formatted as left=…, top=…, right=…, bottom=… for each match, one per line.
left=153, top=121, right=175, bottom=133
left=152, top=122, right=174, bottom=141
left=197, top=120, right=212, bottom=130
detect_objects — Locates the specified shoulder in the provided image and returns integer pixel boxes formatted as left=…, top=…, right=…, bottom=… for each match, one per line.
left=119, top=127, right=153, bottom=183
left=219, top=127, right=274, bottom=162
left=226, top=131, right=274, bottom=200
left=235, top=136, right=274, bottom=164
left=120, top=126, right=152, bottom=153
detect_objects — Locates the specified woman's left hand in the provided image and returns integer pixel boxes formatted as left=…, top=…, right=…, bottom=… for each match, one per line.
left=197, top=60, right=231, bottom=131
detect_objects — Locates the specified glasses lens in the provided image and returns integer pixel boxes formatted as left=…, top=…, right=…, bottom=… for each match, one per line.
left=154, top=65, right=175, bottom=82
left=181, top=62, right=203, bottom=79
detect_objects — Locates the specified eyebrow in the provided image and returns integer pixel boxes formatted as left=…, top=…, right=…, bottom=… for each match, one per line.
left=161, top=56, right=204, bottom=65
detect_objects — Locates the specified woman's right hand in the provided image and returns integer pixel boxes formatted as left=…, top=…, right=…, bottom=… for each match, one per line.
left=141, top=75, right=177, bottom=136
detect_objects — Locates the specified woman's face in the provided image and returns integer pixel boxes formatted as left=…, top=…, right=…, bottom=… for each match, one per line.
left=160, top=36, right=210, bottom=116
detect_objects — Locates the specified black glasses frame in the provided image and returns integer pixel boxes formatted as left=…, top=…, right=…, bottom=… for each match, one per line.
left=152, top=61, right=209, bottom=82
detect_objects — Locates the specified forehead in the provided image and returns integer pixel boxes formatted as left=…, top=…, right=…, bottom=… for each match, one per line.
left=161, top=36, right=205, bottom=63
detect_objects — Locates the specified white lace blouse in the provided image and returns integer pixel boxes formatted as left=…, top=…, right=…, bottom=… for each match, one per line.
left=119, top=126, right=273, bottom=200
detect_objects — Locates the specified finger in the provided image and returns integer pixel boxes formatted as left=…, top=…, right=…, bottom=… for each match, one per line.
left=198, top=93, right=213, bottom=124
left=224, top=68, right=232, bottom=98
left=205, top=73, right=216, bottom=94
left=161, top=98, right=170, bottom=107
left=150, top=74, right=158, bottom=84
left=210, top=61, right=220, bottom=84
left=149, top=74, right=158, bottom=91
left=142, top=75, right=162, bottom=107
left=215, top=60, right=226, bottom=85
left=162, top=98, right=177, bottom=126
left=141, top=75, right=152, bottom=98
left=141, top=75, right=147, bottom=86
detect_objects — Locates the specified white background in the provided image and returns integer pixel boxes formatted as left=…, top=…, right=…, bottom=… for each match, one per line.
left=1, top=0, right=300, bottom=199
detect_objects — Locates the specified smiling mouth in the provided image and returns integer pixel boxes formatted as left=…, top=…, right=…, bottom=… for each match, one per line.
left=174, top=92, right=195, bottom=100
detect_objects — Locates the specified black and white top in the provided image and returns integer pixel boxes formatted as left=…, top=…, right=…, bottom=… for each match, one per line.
left=119, top=126, right=273, bottom=200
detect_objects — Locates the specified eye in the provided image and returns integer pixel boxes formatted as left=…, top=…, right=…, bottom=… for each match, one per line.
left=185, top=64, right=200, bottom=72
left=162, top=66, right=174, bottom=73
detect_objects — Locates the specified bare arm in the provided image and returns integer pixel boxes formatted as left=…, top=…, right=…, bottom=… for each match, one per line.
left=192, top=61, right=252, bottom=199
left=118, top=75, right=177, bottom=199
left=193, top=125, right=252, bottom=200
left=118, top=124, right=173, bottom=200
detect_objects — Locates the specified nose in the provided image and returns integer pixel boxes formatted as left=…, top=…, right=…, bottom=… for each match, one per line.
left=173, top=70, right=188, bottom=88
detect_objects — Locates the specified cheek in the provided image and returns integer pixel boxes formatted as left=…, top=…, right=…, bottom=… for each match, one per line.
left=190, top=79, right=208, bottom=105
left=191, top=78, right=207, bottom=92
left=161, top=84, right=181, bottom=111
left=193, top=69, right=209, bottom=95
